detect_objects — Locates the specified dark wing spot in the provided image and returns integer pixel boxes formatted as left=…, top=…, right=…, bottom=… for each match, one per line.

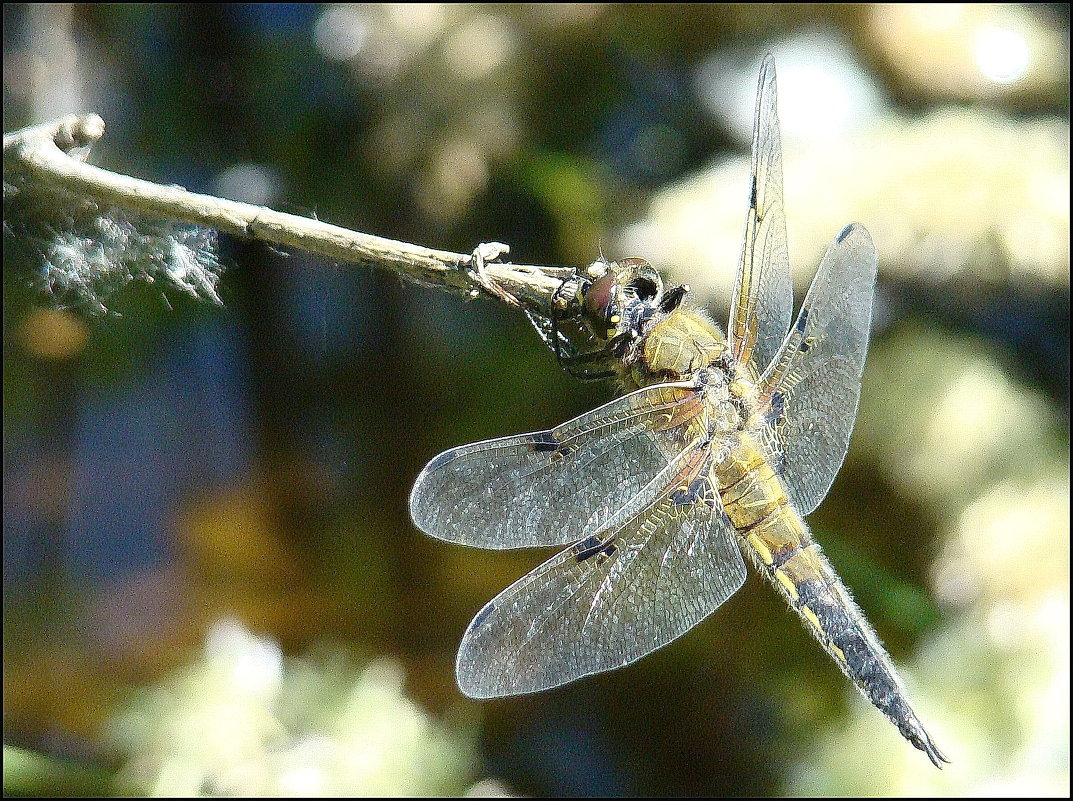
left=471, top=602, right=496, bottom=630
left=696, top=476, right=718, bottom=508
left=769, top=390, right=786, bottom=423
left=671, top=476, right=715, bottom=508
left=749, top=174, right=758, bottom=210
left=529, top=431, right=560, bottom=453
left=575, top=535, right=616, bottom=562
left=424, top=449, right=461, bottom=472
left=836, top=223, right=854, bottom=244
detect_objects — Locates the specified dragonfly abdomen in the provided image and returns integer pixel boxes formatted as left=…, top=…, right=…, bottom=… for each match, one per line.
left=773, top=542, right=947, bottom=766
left=717, top=434, right=948, bottom=766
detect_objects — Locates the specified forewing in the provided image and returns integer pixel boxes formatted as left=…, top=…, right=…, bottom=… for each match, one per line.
left=409, top=382, right=704, bottom=549
left=455, top=448, right=748, bottom=697
left=728, top=53, right=794, bottom=374
left=757, top=223, right=878, bottom=513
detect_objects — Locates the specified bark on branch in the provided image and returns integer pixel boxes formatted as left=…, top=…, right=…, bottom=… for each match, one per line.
left=3, top=113, right=573, bottom=312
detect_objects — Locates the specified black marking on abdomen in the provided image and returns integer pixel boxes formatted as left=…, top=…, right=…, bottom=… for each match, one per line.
left=832, top=623, right=888, bottom=689
left=799, top=580, right=856, bottom=643
left=798, top=577, right=945, bottom=764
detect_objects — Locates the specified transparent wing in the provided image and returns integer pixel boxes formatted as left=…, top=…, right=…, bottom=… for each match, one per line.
left=757, top=223, right=878, bottom=513
left=728, top=53, right=794, bottom=374
left=455, top=447, right=748, bottom=697
left=409, top=382, right=705, bottom=549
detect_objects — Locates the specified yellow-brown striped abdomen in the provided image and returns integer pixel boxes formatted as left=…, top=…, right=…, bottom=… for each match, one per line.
left=716, top=433, right=940, bottom=757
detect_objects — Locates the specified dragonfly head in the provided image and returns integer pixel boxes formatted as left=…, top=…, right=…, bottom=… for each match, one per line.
left=581, top=257, right=668, bottom=342
left=538, top=257, right=693, bottom=382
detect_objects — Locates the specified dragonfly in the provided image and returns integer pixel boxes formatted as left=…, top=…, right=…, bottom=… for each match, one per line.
left=410, top=55, right=947, bottom=768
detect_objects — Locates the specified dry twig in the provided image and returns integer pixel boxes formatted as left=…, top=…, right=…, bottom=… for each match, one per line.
left=4, top=113, right=573, bottom=313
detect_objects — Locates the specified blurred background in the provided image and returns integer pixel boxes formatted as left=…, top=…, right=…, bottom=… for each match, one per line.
left=3, top=3, right=1068, bottom=796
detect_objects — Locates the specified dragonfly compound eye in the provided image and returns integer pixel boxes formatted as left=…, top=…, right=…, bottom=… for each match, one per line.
left=581, top=269, right=620, bottom=339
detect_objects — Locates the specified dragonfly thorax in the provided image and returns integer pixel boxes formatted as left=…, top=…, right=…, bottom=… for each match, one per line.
left=693, top=365, right=750, bottom=441
left=632, top=304, right=729, bottom=388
